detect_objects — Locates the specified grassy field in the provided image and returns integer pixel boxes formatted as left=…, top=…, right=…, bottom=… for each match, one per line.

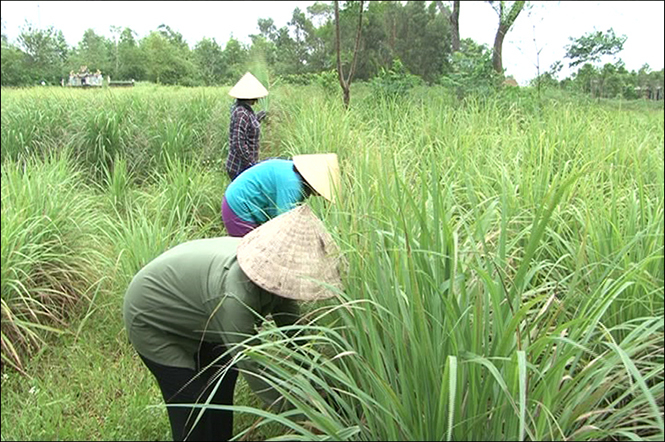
left=1, top=82, right=663, bottom=441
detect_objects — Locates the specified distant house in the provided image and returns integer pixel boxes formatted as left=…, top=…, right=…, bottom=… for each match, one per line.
left=68, top=66, right=103, bottom=87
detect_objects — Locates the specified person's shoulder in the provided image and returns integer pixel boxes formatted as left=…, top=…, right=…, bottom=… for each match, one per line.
left=254, top=158, right=289, bottom=169
left=261, top=158, right=293, bottom=167
left=255, top=158, right=294, bottom=175
left=232, top=105, right=250, bottom=117
left=181, top=237, right=242, bottom=258
left=225, top=260, right=264, bottom=307
left=232, top=158, right=288, bottom=182
left=274, top=159, right=297, bottom=174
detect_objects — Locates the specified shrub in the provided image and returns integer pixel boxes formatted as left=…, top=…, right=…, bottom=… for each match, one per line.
left=370, top=59, right=421, bottom=100
left=441, top=39, right=501, bottom=98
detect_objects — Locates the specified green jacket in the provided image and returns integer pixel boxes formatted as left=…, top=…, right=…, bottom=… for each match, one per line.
left=123, top=237, right=300, bottom=407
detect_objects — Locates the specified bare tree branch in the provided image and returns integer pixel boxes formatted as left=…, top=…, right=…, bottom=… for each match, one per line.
left=346, top=0, right=364, bottom=85
left=491, top=1, right=526, bottom=73
left=334, top=0, right=346, bottom=89
left=334, top=0, right=364, bottom=108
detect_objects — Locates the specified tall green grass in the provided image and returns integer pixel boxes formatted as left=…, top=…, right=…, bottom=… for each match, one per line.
left=1, top=150, right=106, bottom=373
left=1, top=84, right=662, bottom=440
left=215, top=87, right=663, bottom=440
left=1, top=85, right=231, bottom=182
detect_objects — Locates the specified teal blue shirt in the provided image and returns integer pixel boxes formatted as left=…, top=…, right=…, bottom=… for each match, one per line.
left=225, top=159, right=305, bottom=224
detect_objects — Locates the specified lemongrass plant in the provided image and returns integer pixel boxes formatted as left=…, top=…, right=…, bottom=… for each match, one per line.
left=1, top=150, right=107, bottom=373
left=207, top=87, right=663, bottom=441
left=0, top=83, right=662, bottom=441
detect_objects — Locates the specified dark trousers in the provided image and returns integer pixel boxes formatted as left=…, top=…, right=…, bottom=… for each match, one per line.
left=138, top=342, right=239, bottom=441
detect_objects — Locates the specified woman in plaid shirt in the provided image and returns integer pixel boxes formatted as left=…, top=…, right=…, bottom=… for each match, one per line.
left=226, top=73, right=269, bottom=180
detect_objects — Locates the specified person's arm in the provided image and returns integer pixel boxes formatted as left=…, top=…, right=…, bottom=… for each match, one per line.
left=272, top=298, right=301, bottom=341
left=272, top=299, right=307, bottom=361
left=244, top=113, right=261, bottom=165
left=272, top=298, right=300, bottom=329
left=210, top=292, right=288, bottom=409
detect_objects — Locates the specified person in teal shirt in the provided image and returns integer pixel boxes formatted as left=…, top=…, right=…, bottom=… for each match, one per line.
left=222, top=153, right=340, bottom=237
left=123, top=205, right=342, bottom=441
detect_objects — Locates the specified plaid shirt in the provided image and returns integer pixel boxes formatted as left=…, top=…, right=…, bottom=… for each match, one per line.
left=226, top=103, right=261, bottom=180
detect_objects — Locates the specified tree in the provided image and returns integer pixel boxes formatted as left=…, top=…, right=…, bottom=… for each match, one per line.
left=246, top=35, right=274, bottom=86
left=395, top=1, right=449, bottom=83
left=1, top=38, right=25, bottom=86
left=600, top=62, right=624, bottom=98
left=271, top=27, right=298, bottom=76
left=141, top=30, right=195, bottom=85
left=117, top=27, right=144, bottom=81
left=17, top=22, right=69, bottom=84
left=488, top=1, right=525, bottom=74
left=73, top=29, right=110, bottom=73
left=193, top=37, right=225, bottom=85
left=148, top=25, right=196, bottom=85
left=109, top=25, right=122, bottom=79
left=250, top=19, right=279, bottom=70
left=307, top=2, right=334, bottom=28
left=288, top=8, right=319, bottom=73
left=223, top=37, right=248, bottom=83
left=334, top=0, right=364, bottom=108
left=436, top=1, right=460, bottom=53
left=441, top=38, right=499, bottom=97
left=141, top=32, right=172, bottom=84
left=156, top=24, right=189, bottom=52
left=572, top=63, right=598, bottom=95
left=257, top=18, right=278, bottom=42
left=564, top=28, right=627, bottom=68
left=357, top=1, right=396, bottom=80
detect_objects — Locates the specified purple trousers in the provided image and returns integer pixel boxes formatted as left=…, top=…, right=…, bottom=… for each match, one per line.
left=221, top=196, right=259, bottom=237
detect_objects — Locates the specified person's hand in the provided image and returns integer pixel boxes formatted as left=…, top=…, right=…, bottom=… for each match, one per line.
left=257, top=110, right=267, bottom=122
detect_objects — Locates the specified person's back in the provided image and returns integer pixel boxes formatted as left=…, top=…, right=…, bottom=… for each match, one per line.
left=123, top=205, right=342, bottom=441
left=226, top=101, right=261, bottom=180
left=224, top=159, right=305, bottom=225
left=225, top=72, right=269, bottom=180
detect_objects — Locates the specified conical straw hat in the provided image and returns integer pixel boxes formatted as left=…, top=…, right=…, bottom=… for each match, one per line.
left=293, top=153, right=341, bottom=202
left=228, top=72, right=269, bottom=99
left=237, top=205, right=343, bottom=301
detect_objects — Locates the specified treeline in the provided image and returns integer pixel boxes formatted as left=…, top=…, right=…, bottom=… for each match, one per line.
left=1, top=1, right=663, bottom=100
left=533, top=61, right=664, bottom=101
left=1, top=2, right=450, bottom=87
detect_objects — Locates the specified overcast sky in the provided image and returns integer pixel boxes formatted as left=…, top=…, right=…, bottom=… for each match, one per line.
left=1, top=1, right=663, bottom=85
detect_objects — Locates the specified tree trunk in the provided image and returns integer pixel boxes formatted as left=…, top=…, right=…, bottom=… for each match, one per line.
left=490, top=1, right=525, bottom=74
left=436, top=1, right=460, bottom=53
left=334, top=0, right=348, bottom=102
left=492, top=24, right=507, bottom=74
left=334, top=0, right=364, bottom=109
left=451, top=1, right=460, bottom=52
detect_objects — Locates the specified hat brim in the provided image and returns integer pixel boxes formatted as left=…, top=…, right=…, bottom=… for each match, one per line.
left=228, top=72, right=269, bottom=99
left=293, top=154, right=341, bottom=202
left=237, top=205, right=343, bottom=301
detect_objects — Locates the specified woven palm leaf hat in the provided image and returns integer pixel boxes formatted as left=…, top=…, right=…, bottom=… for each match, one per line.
left=228, top=72, right=269, bottom=99
left=237, top=205, right=343, bottom=301
left=293, top=153, right=341, bottom=202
